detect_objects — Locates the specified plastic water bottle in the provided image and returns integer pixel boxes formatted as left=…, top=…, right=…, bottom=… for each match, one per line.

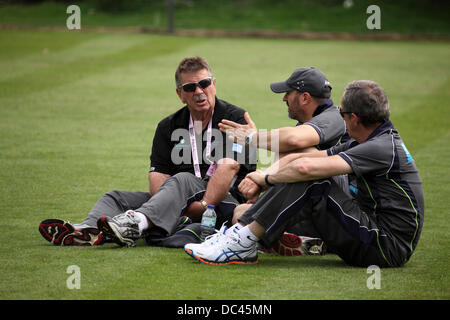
left=200, top=205, right=217, bottom=241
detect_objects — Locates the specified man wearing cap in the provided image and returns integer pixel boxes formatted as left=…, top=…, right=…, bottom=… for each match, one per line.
left=220, top=67, right=343, bottom=159
left=218, top=67, right=347, bottom=255
left=185, top=80, right=424, bottom=267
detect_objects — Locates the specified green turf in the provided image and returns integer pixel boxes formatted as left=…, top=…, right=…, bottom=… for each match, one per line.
left=0, top=29, right=449, bottom=300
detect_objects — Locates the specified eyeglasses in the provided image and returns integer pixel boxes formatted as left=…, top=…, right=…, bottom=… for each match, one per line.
left=338, top=106, right=356, bottom=118
left=340, top=111, right=353, bottom=118
left=178, top=77, right=213, bottom=92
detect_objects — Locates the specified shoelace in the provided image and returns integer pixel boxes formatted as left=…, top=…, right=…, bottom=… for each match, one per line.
left=112, top=210, right=139, bottom=226
left=203, top=224, right=228, bottom=245
left=212, top=229, right=243, bottom=250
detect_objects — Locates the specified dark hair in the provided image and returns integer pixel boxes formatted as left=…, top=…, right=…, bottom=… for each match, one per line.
left=175, top=56, right=212, bottom=87
left=342, top=80, right=390, bottom=127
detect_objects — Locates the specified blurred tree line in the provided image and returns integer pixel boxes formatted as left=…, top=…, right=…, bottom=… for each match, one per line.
left=4, top=0, right=449, bottom=13
left=3, top=0, right=153, bottom=12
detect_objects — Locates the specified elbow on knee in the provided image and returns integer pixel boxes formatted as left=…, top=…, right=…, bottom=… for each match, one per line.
left=217, top=158, right=240, bottom=173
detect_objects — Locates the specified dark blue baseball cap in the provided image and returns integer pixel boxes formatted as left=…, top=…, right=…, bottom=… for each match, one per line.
left=270, top=67, right=332, bottom=98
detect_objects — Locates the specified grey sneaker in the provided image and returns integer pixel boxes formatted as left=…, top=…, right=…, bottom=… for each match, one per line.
left=97, top=210, right=141, bottom=247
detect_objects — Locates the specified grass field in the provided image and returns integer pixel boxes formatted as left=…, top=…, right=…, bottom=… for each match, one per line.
left=0, top=29, right=449, bottom=301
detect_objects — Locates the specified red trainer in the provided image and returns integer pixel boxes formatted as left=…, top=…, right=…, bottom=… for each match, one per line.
left=39, top=219, right=104, bottom=246
left=262, top=232, right=326, bottom=256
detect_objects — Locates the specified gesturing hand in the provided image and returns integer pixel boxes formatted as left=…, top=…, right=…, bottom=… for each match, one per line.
left=219, top=112, right=257, bottom=144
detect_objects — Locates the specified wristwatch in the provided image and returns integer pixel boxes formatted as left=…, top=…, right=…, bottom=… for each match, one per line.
left=200, top=199, right=208, bottom=210
left=245, top=131, right=257, bottom=146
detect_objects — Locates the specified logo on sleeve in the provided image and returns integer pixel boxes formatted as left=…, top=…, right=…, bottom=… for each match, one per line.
left=401, top=142, right=413, bottom=163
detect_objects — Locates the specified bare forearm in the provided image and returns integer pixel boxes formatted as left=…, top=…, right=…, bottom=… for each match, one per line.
left=268, top=155, right=353, bottom=184
left=246, top=154, right=352, bottom=188
left=183, top=159, right=241, bottom=221
left=203, top=159, right=240, bottom=205
left=186, top=163, right=240, bottom=221
left=265, top=149, right=327, bottom=175
left=257, top=125, right=320, bottom=153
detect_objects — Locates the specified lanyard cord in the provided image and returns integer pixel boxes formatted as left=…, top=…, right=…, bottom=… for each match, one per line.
left=189, top=112, right=214, bottom=178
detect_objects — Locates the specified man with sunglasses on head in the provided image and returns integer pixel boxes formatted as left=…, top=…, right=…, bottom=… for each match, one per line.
left=38, top=56, right=256, bottom=248
left=185, top=80, right=424, bottom=267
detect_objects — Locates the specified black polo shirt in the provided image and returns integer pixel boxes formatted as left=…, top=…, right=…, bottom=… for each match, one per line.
left=328, top=120, right=425, bottom=265
left=150, top=97, right=257, bottom=202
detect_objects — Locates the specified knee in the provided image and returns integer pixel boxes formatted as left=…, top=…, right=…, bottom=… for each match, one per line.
left=172, top=172, right=197, bottom=183
left=232, top=203, right=252, bottom=225
left=103, top=190, right=131, bottom=208
left=104, top=190, right=125, bottom=199
left=217, top=158, right=240, bottom=174
left=166, top=172, right=202, bottom=191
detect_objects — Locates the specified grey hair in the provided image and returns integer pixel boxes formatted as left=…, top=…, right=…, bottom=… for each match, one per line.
left=342, top=80, right=390, bottom=127
left=175, top=56, right=212, bottom=88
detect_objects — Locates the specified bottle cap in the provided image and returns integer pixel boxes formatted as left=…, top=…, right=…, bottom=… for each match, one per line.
left=207, top=205, right=215, bottom=209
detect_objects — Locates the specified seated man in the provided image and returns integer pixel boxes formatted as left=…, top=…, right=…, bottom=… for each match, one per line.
left=219, top=67, right=347, bottom=255
left=185, top=80, right=424, bottom=268
left=39, top=56, right=256, bottom=247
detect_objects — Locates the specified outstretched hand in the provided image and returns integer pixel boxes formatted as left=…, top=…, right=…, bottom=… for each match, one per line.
left=219, top=112, right=257, bottom=143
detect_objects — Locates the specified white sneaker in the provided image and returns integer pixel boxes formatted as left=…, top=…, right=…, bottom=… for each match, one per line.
left=184, top=227, right=258, bottom=265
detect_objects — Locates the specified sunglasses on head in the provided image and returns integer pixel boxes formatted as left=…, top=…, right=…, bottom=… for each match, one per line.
left=179, top=77, right=213, bottom=92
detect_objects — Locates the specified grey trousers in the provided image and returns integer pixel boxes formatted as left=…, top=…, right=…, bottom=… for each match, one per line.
left=238, top=178, right=399, bottom=267
left=82, top=172, right=239, bottom=237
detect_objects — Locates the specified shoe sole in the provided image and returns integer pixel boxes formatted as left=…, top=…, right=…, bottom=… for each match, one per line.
left=276, top=233, right=326, bottom=256
left=97, top=216, right=136, bottom=247
left=269, top=232, right=304, bottom=256
left=302, top=237, right=326, bottom=255
left=280, top=232, right=303, bottom=248
left=39, top=219, right=103, bottom=246
left=184, top=247, right=258, bottom=265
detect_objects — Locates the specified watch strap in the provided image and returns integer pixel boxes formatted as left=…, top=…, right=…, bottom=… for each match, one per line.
left=245, top=131, right=257, bottom=145
left=200, top=199, right=208, bottom=209
left=265, top=174, right=275, bottom=187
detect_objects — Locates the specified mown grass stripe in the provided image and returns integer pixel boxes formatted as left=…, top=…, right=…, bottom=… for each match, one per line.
left=390, top=80, right=450, bottom=154
left=0, top=32, right=148, bottom=82
left=0, top=33, right=202, bottom=99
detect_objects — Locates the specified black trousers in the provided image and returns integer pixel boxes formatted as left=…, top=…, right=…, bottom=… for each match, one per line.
left=238, top=179, right=405, bottom=268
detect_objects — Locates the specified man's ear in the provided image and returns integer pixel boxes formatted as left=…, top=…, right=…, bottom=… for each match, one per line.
left=298, top=92, right=311, bottom=106
left=351, top=113, right=360, bottom=125
left=304, top=92, right=313, bottom=104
